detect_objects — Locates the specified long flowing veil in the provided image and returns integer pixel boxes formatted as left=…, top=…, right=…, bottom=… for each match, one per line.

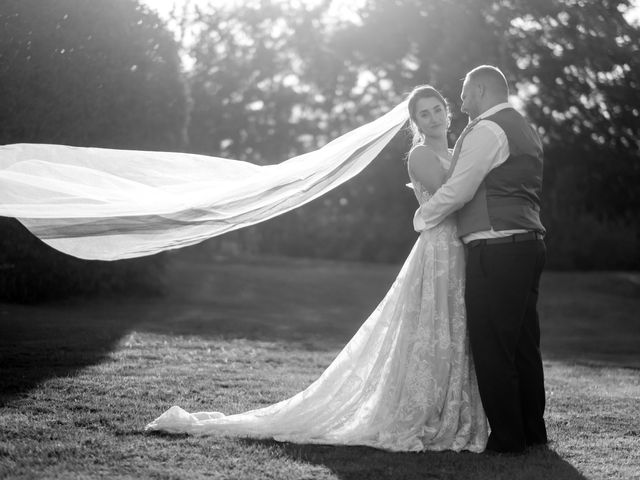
left=0, top=101, right=408, bottom=260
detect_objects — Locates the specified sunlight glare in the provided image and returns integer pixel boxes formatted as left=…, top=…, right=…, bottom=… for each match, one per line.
left=140, top=0, right=365, bottom=24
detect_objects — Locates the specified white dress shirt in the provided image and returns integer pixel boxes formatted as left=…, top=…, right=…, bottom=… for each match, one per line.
left=413, top=102, right=529, bottom=243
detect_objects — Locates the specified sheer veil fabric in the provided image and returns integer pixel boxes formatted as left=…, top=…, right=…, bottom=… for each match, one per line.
left=0, top=102, right=408, bottom=260
left=145, top=164, right=488, bottom=452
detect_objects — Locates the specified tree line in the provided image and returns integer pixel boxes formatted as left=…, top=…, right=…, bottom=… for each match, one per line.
left=1, top=0, right=638, bottom=301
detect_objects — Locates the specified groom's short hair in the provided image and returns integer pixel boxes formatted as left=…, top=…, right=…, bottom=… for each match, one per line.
left=466, top=65, right=509, bottom=98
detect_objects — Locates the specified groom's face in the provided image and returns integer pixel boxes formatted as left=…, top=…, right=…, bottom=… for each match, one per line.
left=460, top=78, right=480, bottom=119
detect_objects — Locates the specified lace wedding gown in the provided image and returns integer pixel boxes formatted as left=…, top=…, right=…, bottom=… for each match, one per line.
left=146, top=161, right=488, bottom=453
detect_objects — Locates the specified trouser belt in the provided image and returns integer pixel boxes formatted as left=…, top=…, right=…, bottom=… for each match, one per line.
left=466, top=231, right=544, bottom=248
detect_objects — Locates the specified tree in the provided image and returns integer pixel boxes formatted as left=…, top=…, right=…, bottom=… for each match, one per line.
left=176, top=0, right=417, bottom=262
left=0, top=0, right=188, bottom=149
left=0, top=0, right=189, bottom=301
left=331, top=0, right=640, bottom=267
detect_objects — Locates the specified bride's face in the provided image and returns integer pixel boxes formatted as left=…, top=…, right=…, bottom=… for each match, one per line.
left=414, top=97, right=448, bottom=140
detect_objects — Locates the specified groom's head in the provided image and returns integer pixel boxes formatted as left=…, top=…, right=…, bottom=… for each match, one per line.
left=461, top=65, right=509, bottom=119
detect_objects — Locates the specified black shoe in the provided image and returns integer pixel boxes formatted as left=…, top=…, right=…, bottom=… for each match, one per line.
left=485, top=439, right=526, bottom=455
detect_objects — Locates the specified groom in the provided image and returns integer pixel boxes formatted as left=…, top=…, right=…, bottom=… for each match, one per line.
left=414, top=65, right=547, bottom=453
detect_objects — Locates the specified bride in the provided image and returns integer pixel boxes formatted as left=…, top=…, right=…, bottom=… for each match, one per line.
left=145, top=85, right=488, bottom=453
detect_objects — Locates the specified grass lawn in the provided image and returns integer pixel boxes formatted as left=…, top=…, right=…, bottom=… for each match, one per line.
left=1, top=252, right=639, bottom=479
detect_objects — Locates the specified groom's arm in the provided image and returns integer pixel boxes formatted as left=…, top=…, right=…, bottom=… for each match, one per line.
left=414, top=121, right=508, bottom=231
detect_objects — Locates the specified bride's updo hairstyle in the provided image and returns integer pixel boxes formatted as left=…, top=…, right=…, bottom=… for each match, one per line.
left=406, top=85, right=450, bottom=148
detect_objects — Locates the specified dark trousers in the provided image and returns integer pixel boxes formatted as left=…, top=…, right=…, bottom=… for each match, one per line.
left=465, top=239, right=547, bottom=452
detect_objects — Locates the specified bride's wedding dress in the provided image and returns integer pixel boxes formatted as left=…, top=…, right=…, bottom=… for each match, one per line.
left=146, top=158, right=488, bottom=453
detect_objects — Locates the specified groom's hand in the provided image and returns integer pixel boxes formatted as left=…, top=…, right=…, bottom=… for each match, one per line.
left=413, top=207, right=427, bottom=232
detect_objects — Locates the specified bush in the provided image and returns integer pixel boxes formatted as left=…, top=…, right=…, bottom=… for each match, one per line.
left=544, top=211, right=640, bottom=271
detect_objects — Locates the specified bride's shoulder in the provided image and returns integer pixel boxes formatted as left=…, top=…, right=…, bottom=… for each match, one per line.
left=409, top=144, right=436, bottom=157
left=408, top=144, right=446, bottom=190
left=408, top=145, right=439, bottom=170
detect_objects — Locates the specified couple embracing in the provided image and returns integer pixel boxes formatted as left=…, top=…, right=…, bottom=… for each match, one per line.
left=147, top=65, right=548, bottom=455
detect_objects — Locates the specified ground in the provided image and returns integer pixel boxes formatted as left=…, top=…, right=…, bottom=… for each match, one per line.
left=1, top=252, right=639, bottom=479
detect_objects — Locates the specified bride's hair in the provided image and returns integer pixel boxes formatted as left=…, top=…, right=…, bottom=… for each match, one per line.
left=406, top=85, right=450, bottom=149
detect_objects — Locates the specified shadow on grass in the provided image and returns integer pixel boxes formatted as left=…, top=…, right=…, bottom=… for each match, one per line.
left=0, top=299, right=148, bottom=403
left=2, top=255, right=639, bottom=403
left=134, top=254, right=398, bottom=349
left=240, top=438, right=589, bottom=480
left=0, top=255, right=388, bottom=401
left=539, top=272, right=640, bottom=368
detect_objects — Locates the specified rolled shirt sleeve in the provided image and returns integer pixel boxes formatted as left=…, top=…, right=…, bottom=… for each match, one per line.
left=413, top=120, right=509, bottom=232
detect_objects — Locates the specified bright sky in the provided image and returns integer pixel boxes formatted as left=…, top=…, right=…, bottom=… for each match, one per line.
left=627, top=0, right=640, bottom=23
left=141, top=0, right=640, bottom=25
left=140, top=0, right=364, bottom=24
left=141, top=0, right=193, bottom=17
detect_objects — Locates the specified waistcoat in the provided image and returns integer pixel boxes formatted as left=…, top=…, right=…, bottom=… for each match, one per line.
left=457, top=107, right=545, bottom=237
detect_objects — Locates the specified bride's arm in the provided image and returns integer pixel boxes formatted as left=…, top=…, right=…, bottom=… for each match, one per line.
left=408, top=146, right=445, bottom=194
left=413, top=122, right=508, bottom=232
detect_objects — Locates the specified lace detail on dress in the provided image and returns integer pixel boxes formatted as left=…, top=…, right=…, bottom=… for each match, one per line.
left=146, top=165, right=488, bottom=453
left=409, top=173, right=434, bottom=205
